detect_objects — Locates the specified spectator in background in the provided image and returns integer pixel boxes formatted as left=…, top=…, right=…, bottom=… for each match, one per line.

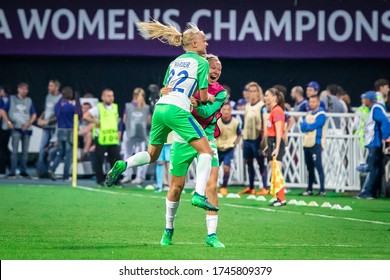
left=36, top=79, right=62, bottom=178
left=146, top=84, right=160, bottom=112
left=291, top=86, right=307, bottom=112
left=221, top=84, right=236, bottom=109
left=326, top=84, right=343, bottom=97
left=337, top=89, right=349, bottom=113
left=83, top=89, right=121, bottom=186
left=155, top=132, right=173, bottom=192
left=358, top=91, right=390, bottom=199
left=238, top=82, right=268, bottom=195
left=0, top=85, right=9, bottom=104
left=324, top=84, right=346, bottom=114
left=300, top=95, right=326, bottom=196
left=354, top=94, right=370, bottom=160
left=46, top=134, right=59, bottom=173
left=78, top=102, right=95, bottom=160
left=321, top=84, right=346, bottom=129
left=47, top=87, right=74, bottom=181
left=83, top=92, right=94, bottom=98
left=2, top=82, right=37, bottom=178
left=235, top=83, right=250, bottom=110
left=374, top=78, right=389, bottom=106
left=216, top=103, right=242, bottom=195
left=386, top=95, right=390, bottom=113
left=340, top=91, right=353, bottom=113
left=305, top=81, right=327, bottom=111
left=121, top=87, right=151, bottom=185
left=0, top=86, right=11, bottom=176
left=273, top=85, right=287, bottom=96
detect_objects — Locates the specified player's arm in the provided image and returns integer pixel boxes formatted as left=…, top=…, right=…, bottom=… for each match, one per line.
left=197, top=60, right=209, bottom=102
left=306, top=113, right=326, bottom=131
left=195, top=91, right=227, bottom=118
left=198, top=88, right=208, bottom=102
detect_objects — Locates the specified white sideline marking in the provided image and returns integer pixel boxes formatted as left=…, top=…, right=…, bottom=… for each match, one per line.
left=74, top=186, right=390, bottom=226
left=223, top=203, right=390, bottom=226
left=77, top=186, right=125, bottom=195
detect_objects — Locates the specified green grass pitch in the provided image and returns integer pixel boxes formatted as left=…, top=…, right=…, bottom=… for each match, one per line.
left=1, top=184, right=389, bottom=260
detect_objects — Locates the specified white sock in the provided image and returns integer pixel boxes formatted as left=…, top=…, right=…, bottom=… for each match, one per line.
left=125, top=151, right=151, bottom=170
left=195, top=153, right=212, bottom=196
left=206, top=215, right=218, bottom=235
left=165, top=198, right=180, bottom=229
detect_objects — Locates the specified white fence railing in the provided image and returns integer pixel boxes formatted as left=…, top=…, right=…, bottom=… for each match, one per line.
left=186, top=111, right=376, bottom=192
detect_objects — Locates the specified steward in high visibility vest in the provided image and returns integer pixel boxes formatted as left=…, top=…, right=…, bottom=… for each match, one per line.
left=83, top=89, right=121, bottom=186
left=97, top=102, right=119, bottom=145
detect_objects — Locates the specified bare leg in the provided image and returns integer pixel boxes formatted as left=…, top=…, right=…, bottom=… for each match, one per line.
left=206, top=167, right=219, bottom=216
left=189, top=137, right=213, bottom=155
left=167, top=175, right=186, bottom=202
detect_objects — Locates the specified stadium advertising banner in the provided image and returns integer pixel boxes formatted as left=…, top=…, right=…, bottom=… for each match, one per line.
left=0, top=0, right=389, bottom=58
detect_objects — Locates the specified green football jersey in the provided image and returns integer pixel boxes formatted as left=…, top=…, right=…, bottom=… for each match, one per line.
left=158, top=52, right=209, bottom=112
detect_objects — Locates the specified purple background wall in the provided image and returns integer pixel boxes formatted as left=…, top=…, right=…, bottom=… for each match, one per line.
left=1, top=0, right=389, bottom=57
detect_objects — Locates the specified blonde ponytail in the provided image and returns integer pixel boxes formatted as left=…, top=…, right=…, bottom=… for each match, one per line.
left=136, top=20, right=204, bottom=51
left=137, top=20, right=182, bottom=46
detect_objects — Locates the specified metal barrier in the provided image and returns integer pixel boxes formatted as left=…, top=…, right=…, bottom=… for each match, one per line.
left=186, top=111, right=370, bottom=192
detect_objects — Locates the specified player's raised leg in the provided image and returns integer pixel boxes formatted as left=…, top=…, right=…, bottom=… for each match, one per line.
left=105, top=144, right=162, bottom=187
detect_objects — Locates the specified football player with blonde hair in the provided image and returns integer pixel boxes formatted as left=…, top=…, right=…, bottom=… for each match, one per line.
left=106, top=20, right=218, bottom=212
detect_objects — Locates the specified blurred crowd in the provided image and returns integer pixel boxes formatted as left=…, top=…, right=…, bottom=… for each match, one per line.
left=0, top=78, right=389, bottom=197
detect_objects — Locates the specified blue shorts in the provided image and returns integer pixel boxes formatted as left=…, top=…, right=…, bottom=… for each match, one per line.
left=157, top=144, right=171, bottom=162
left=243, top=138, right=261, bottom=159
left=218, top=148, right=235, bottom=167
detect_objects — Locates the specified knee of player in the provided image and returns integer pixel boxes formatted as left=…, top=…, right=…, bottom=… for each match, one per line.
left=149, top=152, right=159, bottom=163
left=170, top=186, right=183, bottom=197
